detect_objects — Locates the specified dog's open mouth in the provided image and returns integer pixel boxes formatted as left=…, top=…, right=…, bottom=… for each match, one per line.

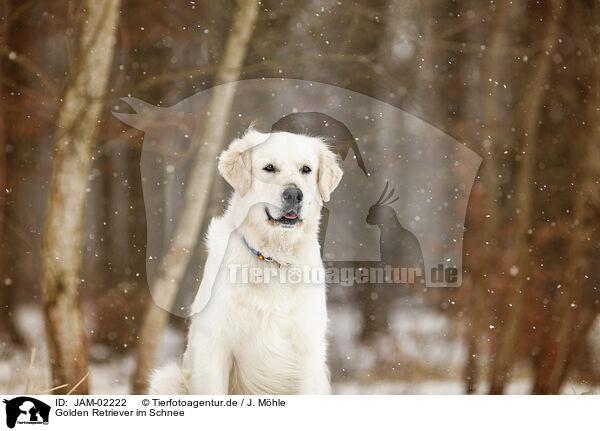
left=265, top=207, right=301, bottom=227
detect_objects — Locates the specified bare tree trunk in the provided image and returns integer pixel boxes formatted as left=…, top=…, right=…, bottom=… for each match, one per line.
left=488, top=0, right=564, bottom=394
left=532, top=79, right=600, bottom=393
left=557, top=308, right=599, bottom=390
left=463, top=0, right=510, bottom=394
left=479, top=0, right=509, bottom=245
left=40, top=0, right=120, bottom=395
left=0, top=0, right=25, bottom=348
left=132, top=0, right=259, bottom=394
left=543, top=154, right=592, bottom=393
left=356, top=0, right=400, bottom=346
left=531, top=141, right=598, bottom=395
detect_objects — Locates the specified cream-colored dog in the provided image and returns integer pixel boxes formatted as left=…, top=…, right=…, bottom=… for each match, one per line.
left=149, top=127, right=343, bottom=394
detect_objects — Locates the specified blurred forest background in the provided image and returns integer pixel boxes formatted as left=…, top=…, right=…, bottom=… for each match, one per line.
left=1, top=0, right=600, bottom=395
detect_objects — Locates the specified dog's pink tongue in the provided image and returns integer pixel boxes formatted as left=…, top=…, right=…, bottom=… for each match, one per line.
left=284, top=211, right=298, bottom=219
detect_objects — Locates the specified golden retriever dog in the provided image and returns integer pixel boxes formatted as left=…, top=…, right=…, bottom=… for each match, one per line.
left=149, top=127, right=343, bottom=394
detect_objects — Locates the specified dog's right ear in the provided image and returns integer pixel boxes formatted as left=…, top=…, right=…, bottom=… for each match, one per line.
left=218, top=129, right=267, bottom=196
left=318, top=145, right=343, bottom=203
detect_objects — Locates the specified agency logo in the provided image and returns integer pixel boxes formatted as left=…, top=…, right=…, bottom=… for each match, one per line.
left=3, top=397, right=50, bottom=429
left=114, top=79, right=482, bottom=316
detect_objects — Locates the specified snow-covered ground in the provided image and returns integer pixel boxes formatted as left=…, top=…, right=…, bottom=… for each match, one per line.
left=328, top=303, right=466, bottom=381
left=0, top=306, right=185, bottom=395
left=0, top=304, right=597, bottom=395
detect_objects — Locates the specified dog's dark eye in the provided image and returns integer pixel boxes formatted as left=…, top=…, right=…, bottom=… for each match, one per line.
left=263, top=164, right=275, bottom=172
left=301, top=165, right=311, bottom=174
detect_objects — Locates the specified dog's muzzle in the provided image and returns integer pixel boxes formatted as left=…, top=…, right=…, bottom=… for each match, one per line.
left=265, top=185, right=303, bottom=227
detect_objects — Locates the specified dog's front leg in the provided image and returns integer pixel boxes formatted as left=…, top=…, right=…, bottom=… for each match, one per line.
left=299, top=345, right=331, bottom=395
left=297, top=288, right=331, bottom=394
left=183, top=320, right=231, bottom=394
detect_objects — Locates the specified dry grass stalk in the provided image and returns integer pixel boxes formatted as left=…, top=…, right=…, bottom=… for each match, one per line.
left=34, top=384, right=69, bottom=395
left=66, top=371, right=90, bottom=395
left=24, top=347, right=36, bottom=394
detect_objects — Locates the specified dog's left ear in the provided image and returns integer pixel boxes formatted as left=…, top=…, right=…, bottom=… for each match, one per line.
left=318, top=145, right=343, bottom=203
left=218, top=129, right=267, bottom=196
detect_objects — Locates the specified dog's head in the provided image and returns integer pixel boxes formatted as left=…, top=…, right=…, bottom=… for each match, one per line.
left=218, top=128, right=343, bottom=236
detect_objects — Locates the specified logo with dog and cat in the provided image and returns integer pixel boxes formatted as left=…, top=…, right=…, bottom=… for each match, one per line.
left=3, top=397, right=50, bottom=429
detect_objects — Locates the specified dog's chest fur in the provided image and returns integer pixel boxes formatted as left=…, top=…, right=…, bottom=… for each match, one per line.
left=186, top=212, right=328, bottom=394
left=225, top=282, right=307, bottom=394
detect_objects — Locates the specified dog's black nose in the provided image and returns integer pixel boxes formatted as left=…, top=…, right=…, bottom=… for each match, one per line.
left=283, top=186, right=303, bottom=204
